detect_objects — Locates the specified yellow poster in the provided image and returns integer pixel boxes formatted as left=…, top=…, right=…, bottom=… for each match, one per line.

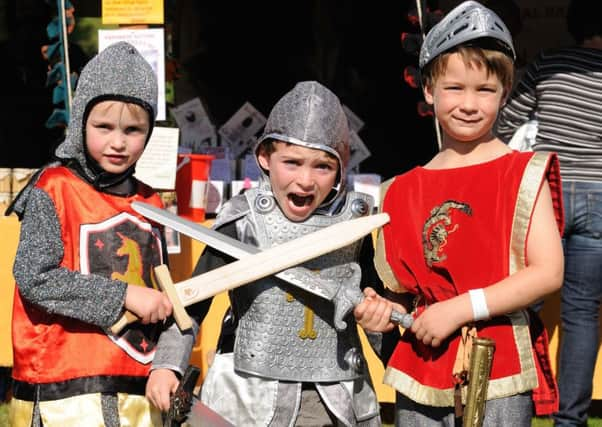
left=102, top=0, right=164, bottom=25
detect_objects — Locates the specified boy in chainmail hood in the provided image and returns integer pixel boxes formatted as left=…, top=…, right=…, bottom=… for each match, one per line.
left=147, top=81, right=395, bottom=426
left=8, top=42, right=181, bottom=426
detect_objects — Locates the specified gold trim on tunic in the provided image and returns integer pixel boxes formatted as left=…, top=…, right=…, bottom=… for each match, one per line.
left=384, top=311, right=537, bottom=406
left=9, top=393, right=162, bottom=427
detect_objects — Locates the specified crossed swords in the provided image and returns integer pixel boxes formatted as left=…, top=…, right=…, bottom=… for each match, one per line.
left=110, top=202, right=413, bottom=334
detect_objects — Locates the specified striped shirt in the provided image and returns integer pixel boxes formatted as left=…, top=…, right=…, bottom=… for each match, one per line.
left=496, top=47, right=602, bottom=183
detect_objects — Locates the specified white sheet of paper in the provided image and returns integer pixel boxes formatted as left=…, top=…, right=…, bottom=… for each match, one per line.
left=218, top=102, right=266, bottom=158
left=343, top=105, right=365, bottom=133
left=348, top=131, right=371, bottom=170
left=98, top=28, right=166, bottom=120
left=171, top=98, right=217, bottom=151
left=172, top=98, right=209, bottom=121
left=230, top=179, right=258, bottom=198
left=135, top=127, right=180, bottom=190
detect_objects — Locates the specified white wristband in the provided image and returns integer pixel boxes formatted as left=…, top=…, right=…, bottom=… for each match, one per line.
left=469, top=288, right=490, bottom=321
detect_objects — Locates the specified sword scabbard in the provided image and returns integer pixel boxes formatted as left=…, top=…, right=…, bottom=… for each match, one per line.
left=463, top=337, right=495, bottom=427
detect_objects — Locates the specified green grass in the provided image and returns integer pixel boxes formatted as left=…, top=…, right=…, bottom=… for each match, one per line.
left=382, top=418, right=601, bottom=426
left=531, top=417, right=553, bottom=427
left=532, top=417, right=602, bottom=426
left=1, top=401, right=601, bottom=426
left=0, top=403, right=7, bottom=426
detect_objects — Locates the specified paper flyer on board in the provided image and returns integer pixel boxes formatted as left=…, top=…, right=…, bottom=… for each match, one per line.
left=134, top=127, right=179, bottom=190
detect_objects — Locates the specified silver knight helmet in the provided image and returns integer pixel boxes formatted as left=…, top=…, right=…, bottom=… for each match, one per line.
left=419, top=0, right=516, bottom=70
left=255, top=81, right=350, bottom=208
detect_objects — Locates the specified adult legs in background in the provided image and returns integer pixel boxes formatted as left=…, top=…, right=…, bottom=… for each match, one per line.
left=554, top=181, right=602, bottom=427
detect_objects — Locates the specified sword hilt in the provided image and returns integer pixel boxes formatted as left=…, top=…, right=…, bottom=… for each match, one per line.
left=390, top=310, right=414, bottom=329
left=109, top=310, right=139, bottom=335
left=109, top=265, right=193, bottom=335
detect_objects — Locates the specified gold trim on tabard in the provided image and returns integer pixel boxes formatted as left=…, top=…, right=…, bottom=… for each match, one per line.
left=508, top=151, right=553, bottom=393
left=383, top=311, right=537, bottom=407
left=509, top=152, right=550, bottom=273
left=374, top=178, right=407, bottom=292
left=118, top=393, right=163, bottom=426
left=9, top=398, right=34, bottom=427
left=10, top=393, right=162, bottom=427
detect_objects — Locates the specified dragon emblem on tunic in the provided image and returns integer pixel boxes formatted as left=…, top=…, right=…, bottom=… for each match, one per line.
left=422, top=200, right=472, bottom=267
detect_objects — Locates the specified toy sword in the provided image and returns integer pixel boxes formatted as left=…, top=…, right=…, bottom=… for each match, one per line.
left=128, top=201, right=414, bottom=331
left=110, top=206, right=394, bottom=334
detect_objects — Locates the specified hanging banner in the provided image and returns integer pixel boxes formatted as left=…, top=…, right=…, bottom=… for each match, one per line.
left=102, top=0, right=164, bottom=25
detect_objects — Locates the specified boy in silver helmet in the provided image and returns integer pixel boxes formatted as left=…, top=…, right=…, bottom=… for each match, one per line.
left=358, top=1, right=565, bottom=426
left=147, top=81, right=395, bottom=426
left=8, top=41, right=176, bottom=426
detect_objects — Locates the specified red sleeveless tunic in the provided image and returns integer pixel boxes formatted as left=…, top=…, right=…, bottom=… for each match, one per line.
left=376, top=151, right=563, bottom=414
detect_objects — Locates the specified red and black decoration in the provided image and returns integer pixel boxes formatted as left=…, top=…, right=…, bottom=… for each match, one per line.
left=401, top=0, right=443, bottom=118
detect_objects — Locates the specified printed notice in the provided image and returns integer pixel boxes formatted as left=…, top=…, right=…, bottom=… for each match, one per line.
left=102, top=0, right=164, bottom=25
left=218, top=102, right=266, bottom=159
left=135, top=127, right=179, bottom=190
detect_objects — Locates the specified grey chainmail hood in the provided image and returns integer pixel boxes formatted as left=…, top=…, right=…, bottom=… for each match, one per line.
left=56, top=40, right=158, bottom=184
left=5, top=41, right=158, bottom=218
left=255, top=81, right=350, bottom=209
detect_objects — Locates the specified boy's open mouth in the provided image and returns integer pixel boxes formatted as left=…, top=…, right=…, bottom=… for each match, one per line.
left=289, top=193, right=314, bottom=207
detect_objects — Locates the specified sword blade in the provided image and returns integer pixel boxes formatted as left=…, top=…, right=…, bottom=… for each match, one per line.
left=163, top=212, right=390, bottom=306
left=132, top=201, right=258, bottom=259
left=132, top=201, right=336, bottom=300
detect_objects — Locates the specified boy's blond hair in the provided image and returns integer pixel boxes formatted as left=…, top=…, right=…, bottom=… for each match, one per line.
left=88, top=100, right=150, bottom=124
left=421, top=45, right=515, bottom=95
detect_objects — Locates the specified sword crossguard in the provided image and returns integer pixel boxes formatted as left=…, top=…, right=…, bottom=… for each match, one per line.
left=154, top=264, right=193, bottom=331
left=331, top=263, right=364, bottom=331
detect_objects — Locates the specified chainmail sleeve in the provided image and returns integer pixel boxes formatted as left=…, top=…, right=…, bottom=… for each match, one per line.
left=152, top=320, right=200, bottom=376
left=151, top=222, right=236, bottom=374
left=13, top=187, right=127, bottom=328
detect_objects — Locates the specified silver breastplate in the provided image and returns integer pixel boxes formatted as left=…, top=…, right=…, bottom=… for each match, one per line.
left=231, top=189, right=374, bottom=382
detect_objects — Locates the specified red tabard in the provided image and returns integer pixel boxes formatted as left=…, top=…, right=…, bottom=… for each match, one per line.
left=12, top=166, right=165, bottom=386
left=379, top=151, right=563, bottom=411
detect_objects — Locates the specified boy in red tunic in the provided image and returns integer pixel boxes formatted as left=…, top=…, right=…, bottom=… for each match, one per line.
left=354, top=1, right=564, bottom=425
left=7, top=42, right=174, bottom=426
